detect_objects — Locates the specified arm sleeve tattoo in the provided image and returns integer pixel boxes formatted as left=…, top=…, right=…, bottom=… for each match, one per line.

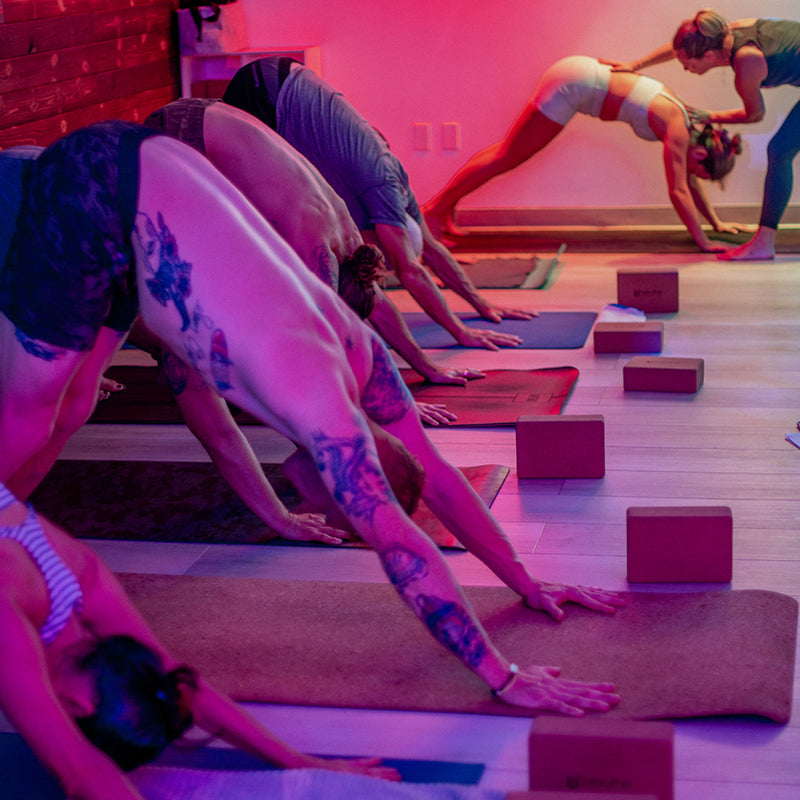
left=361, top=338, right=412, bottom=425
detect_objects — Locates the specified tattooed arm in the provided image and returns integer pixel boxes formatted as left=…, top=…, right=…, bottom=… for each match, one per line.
left=298, top=337, right=620, bottom=714
left=361, top=338, right=624, bottom=615
left=157, top=346, right=351, bottom=544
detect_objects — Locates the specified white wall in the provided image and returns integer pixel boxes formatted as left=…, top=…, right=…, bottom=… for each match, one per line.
left=240, top=0, right=799, bottom=214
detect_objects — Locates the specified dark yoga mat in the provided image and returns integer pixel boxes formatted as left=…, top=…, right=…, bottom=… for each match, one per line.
left=119, top=575, right=798, bottom=723
left=384, top=246, right=564, bottom=289
left=0, top=732, right=485, bottom=800
left=401, top=311, right=597, bottom=349
left=30, top=460, right=509, bottom=549
left=402, top=367, right=578, bottom=426
left=89, top=365, right=578, bottom=426
left=445, top=226, right=800, bottom=254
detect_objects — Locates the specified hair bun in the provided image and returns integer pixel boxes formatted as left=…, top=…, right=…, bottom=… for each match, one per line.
left=350, top=243, right=385, bottom=282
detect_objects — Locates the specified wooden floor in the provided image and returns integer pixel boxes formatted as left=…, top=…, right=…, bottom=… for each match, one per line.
left=20, top=250, right=800, bottom=796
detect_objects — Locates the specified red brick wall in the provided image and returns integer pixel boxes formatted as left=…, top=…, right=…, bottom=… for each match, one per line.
left=0, top=0, right=180, bottom=149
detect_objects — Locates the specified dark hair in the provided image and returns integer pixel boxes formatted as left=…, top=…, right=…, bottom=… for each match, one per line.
left=673, top=9, right=729, bottom=59
left=694, top=123, right=742, bottom=181
left=75, top=635, right=197, bottom=771
left=338, top=244, right=385, bottom=319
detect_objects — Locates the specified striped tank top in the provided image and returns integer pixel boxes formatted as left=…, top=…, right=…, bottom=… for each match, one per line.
left=0, top=484, right=84, bottom=644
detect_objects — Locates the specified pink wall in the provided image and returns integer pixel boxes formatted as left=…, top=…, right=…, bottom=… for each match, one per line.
left=241, top=0, right=799, bottom=214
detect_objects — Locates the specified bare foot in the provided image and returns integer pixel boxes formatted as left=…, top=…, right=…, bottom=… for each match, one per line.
left=422, top=205, right=467, bottom=243
left=717, top=228, right=776, bottom=261
left=718, top=241, right=775, bottom=261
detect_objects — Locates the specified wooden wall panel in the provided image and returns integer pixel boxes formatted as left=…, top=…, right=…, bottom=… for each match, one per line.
left=0, top=0, right=180, bottom=149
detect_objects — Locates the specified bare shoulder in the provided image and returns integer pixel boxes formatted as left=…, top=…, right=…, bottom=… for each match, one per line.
left=730, top=18, right=759, bottom=29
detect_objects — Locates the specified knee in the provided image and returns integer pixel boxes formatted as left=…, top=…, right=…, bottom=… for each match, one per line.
left=766, top=135, right=800, bottom=165
left=51, top=385, right=98, bottom=442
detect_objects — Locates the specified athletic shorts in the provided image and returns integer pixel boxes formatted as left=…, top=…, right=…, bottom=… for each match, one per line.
left=222, top=56, right=299, bottom=131
left=532, top=56, right=610, bottom=126
left=144, top=98, right=218, bottom=155
left=0, top=121, right=158, bottom=351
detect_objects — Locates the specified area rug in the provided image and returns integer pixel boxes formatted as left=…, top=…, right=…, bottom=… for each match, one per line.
left=119, top=575, right=797, bottom=724
left=401, top=311, right=597, bottom=349
left=401, top=367, right=578, bottom=426
left=29, top=461, right=509, bottom=550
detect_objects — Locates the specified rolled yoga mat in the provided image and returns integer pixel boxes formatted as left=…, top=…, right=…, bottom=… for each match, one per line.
left=401, top=311, right=597, bottom=349
left=30, top=460, right=509, bottom=550
left=119, top=575, right=797, bottom=723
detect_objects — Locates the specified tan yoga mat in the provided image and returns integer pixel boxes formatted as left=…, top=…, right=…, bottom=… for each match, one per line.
left=119, top=575, right=797, bottom=723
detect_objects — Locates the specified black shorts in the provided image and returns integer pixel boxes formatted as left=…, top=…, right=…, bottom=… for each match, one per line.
left=144, top=98, right=217, bottom=156
left=0, top=121, right=159, bottom=351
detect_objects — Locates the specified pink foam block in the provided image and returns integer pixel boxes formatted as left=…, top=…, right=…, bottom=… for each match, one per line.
left=626, top=506, right=733, bottom=582
left=594, top=322, right=664, bottom=353
left=617, top=269, right=679, bottom=312
left=516, top=415, right=605, bottom=479
left=529, top=717, right=674, bottom=800
left=623, top=356, right=704, bottom=393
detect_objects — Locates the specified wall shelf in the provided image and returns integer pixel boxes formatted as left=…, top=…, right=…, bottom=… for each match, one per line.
left=180, top=46, right=322, bottom=98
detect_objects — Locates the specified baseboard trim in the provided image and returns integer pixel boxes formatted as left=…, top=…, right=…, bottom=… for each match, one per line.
left=456, top=205, right=800, bottom=229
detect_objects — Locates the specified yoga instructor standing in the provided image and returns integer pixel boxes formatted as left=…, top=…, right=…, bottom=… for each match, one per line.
left=607, top=11, right=800, bottom=260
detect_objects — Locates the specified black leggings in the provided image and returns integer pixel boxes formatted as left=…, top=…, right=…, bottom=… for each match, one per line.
left=760, top=96, right=800, bottom=229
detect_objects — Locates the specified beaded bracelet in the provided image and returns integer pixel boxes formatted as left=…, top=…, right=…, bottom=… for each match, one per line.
left=492, top=663, right=519, bottom=698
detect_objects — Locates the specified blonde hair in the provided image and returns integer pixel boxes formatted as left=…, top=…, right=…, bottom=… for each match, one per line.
left=673, top=9, right=730, bottom=58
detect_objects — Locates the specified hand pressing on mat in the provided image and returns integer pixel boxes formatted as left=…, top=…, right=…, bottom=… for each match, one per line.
left=456, top=325, right=523, bottom=350
left=474, top=301, right=538, bottom=324
left=427, top=366, right=487, bottom=386
left=293, top=755, right=401, bottom=781
left=416, top=401, right=457, bottom=426
left=492, top=664, right=619, bottom=716
left=262, top=510, right=354, bottom=545
left=523, top=581, right=626, bottom=621
left=0, top=488, right=402, bottom=800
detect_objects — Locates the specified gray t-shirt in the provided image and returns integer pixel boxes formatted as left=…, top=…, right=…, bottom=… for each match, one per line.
left=276, top=66, right=422, bottom=232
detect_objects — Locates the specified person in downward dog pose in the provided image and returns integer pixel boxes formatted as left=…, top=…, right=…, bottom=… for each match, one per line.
left=604, top=11, right=800, bottom=260
left=0, top=122, right=624, bottom=746
left=223, top=57, right=537, bottom=349
left=423, top=55, right=749, bottom=253
left=0, top=480, right=401, bottom=800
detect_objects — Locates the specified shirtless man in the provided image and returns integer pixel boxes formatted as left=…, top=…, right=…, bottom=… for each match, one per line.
left=144, top=98, right=485, bottom=389
left=1, top=121, right=623, bottom=719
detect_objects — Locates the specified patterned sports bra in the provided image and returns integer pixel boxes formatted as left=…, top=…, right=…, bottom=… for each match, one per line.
left=0, top=483, right=84, bottom=644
